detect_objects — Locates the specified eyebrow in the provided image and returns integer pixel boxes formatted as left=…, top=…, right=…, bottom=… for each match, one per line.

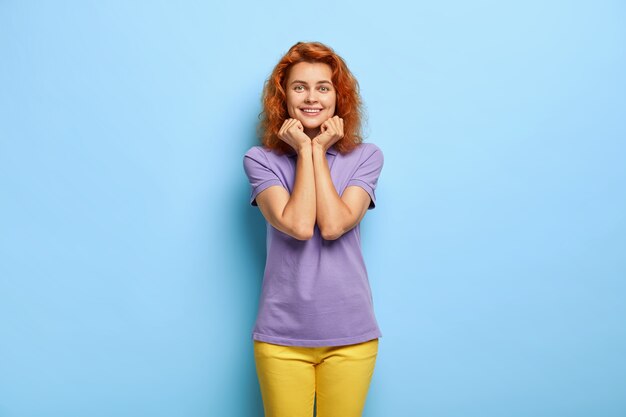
left=290, top=80, right=333, bottom=85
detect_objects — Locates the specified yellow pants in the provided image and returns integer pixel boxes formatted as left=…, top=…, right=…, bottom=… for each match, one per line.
left=253, top=338, right=379, bottom=417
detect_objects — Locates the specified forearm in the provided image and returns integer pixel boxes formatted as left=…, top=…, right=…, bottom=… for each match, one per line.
left=312, top=142, right=351, bottom=240
left=282, top=143, right=316, bottom=239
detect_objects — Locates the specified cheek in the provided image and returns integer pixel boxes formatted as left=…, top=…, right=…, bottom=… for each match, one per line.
left=285, top=98, right=296, bottom=116
left=327, top=95, right=337, bottom=112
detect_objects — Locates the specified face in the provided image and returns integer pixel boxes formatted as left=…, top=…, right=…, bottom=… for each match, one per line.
left=285, top=62, right=337, bottom=138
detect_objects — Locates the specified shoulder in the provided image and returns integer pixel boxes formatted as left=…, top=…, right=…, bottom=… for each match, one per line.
left=243, top=145, right=275, bottom=166
left=244, top=145, right=288, bottom=161
left=243, top=146, right=292, bottom=176
left=243, top=145, right=266, bottom=159
left=348, top=142, right=384, bottom=164
left=361, top=142, right=383, bottom=156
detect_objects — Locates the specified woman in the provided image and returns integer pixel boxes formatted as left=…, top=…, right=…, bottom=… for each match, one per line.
left=243, top=41, right=384, bottom=417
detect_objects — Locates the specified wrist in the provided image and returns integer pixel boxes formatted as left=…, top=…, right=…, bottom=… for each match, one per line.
left=296, top=142, right=312, bottom=156
left=311, top=140, right=326, bottom=153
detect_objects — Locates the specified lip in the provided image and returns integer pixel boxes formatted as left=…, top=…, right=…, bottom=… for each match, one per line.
left=300, top=108, right=323, bottom=117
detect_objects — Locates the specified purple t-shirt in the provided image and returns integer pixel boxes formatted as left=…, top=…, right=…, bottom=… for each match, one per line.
left=243, top=142, right=384, bottom=347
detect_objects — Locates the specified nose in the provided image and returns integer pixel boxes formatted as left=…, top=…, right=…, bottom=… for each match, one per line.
left=304, top=91, right=318, bottom=104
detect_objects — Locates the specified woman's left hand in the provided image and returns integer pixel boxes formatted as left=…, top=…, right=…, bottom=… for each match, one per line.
left=312, top=116, right=344, bottom=151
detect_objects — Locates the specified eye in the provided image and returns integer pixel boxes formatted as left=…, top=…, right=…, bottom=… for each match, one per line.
left=294, top=85, right=305, bottom=91
left=320, top=86, right=329, bottom=92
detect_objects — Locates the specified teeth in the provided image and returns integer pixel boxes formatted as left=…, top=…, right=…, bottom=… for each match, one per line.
left=302, top=109, right=321, bottom=113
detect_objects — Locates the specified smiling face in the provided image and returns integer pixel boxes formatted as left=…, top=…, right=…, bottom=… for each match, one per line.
left=285, top=61, right=337, bottom=139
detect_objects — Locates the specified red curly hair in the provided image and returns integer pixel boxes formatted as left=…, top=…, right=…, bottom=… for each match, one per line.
left=257, top=41, right=365, bottom=156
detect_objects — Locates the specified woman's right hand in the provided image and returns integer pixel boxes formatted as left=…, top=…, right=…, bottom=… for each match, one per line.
left=277, top=118, right=310, bottom=151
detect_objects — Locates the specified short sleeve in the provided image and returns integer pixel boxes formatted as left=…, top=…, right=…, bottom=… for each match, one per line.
left=243, top=147, right=285, bottom=207
left=345, top=144, right=384, bottom=210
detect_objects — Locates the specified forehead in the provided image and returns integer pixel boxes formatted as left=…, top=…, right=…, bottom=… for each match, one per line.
left=287, top=62, right=333, bottom=83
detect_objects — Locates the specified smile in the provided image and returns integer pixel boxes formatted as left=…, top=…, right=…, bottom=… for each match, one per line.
left=300, top=108, right=322, bottom=116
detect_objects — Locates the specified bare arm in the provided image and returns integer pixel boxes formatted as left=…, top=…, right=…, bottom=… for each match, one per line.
left=255, top=120, right=316, bottom=240
left=312, top=142, right=371, bottom=240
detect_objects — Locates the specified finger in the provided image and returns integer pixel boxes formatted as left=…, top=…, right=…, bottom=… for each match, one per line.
left=325, top=119, right=337, bottom=134
left=286, top=119, right=298, bottom=133
left=280, top=118, right=292, bottom=132
left=279, top=119, right=294, bottom=139
left=279, top=120, right=291, bottom=136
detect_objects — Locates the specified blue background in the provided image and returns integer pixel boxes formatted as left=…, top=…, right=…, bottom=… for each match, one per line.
left=1, top=1, right=625, bottom=416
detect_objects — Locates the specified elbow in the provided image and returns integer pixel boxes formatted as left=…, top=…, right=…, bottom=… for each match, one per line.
left=320, top=226, right=344, bottom=241
left=291, top=225, right=314, bottom=241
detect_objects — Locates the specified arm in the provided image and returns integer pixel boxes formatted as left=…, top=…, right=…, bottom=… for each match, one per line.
left=312, top=142, right=371, bottom=240
left=256, top=144, right=316, bottom=240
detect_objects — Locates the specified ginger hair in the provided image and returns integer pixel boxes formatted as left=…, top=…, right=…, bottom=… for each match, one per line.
left=257, top=41, right=365, bottom=155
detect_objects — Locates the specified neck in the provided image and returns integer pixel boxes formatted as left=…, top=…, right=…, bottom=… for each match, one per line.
left=304, top=127, right=320, bottom=139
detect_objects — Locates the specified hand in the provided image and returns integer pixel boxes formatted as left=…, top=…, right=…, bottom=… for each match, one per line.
left=312, top=116, right=344, bottom=152
left=277, top=118, right=311, bottom=151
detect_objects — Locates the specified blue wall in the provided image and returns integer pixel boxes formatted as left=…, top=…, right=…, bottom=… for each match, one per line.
left=1, top=1, right=625, bottom=416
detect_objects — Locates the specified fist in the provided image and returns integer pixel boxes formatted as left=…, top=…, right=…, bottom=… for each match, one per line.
left=312, top=116, right=344, bottom=151
left=277, top=118, right=310, bottom=150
